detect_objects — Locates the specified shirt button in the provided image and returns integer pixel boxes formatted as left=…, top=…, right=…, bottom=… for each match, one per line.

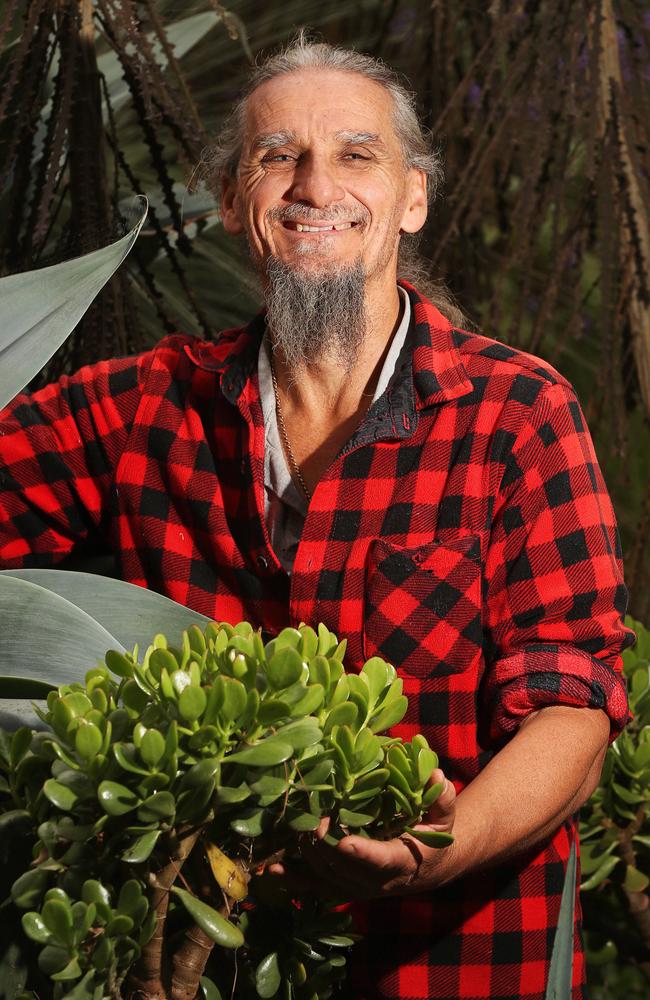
left=257, top=554, right=268, bottom=571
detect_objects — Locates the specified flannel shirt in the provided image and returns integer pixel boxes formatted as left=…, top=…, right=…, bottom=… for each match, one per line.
left=0, top=282, right=632, bottom=1000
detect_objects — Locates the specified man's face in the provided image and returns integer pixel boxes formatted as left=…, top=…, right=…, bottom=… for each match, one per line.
left=221, top=69, right=428, bottom=284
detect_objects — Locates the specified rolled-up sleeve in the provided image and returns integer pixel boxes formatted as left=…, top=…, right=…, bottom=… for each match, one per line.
left=483, top=379, right=633, bottom=742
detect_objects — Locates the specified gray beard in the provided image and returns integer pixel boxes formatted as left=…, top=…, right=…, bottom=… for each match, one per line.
left=264, top=256, right=367, bottom=371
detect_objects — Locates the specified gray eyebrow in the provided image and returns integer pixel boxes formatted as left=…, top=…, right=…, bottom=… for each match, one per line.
left=252, top=130, right=297, bottom=149
left=252, top=129, right=383, bottom=151
left=334, top=130, right=382, bottom=145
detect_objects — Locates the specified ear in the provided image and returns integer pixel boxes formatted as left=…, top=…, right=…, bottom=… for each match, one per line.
left=400, top=168, right=428, bottom=234
left=221, top=175, right=245, bottom=236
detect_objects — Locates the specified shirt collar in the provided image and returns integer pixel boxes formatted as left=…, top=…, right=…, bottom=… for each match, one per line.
left=399, top=281, right=474, bottom=409
left=184, top=281, right=473, bottom=410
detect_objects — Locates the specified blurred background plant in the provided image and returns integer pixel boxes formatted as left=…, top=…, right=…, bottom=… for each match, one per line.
left=0, top=0, right=649, bottom=994
left=580, top=615, right=650, bottom=996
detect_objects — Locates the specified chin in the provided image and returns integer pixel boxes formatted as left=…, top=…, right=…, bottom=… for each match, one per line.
left=286, top=246, right=351, bottom=273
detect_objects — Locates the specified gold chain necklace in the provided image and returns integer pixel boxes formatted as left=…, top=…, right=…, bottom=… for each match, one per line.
left=269, top=355, right=313, bottom=502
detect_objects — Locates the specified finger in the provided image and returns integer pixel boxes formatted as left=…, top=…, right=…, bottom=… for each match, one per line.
left=423, top=770, right=456, bottom=829
left=300, top=831, right=419, bottom=898
left=263, top=859, right=352, bottom=901
left=299, top=837, right=380, bottom=895
left=334, top=833, right=414, bottom=872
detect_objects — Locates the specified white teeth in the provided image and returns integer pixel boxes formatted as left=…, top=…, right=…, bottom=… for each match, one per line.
left=293, top=222, right=353, bottom=232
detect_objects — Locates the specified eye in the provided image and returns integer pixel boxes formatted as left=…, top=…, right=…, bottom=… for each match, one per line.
left=262, top=153, right=295, bottom=164
left=342, top=150, right=371, bottom=163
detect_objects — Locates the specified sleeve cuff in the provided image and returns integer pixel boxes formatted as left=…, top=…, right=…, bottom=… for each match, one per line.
left=485, top=643, right=631, bottom=743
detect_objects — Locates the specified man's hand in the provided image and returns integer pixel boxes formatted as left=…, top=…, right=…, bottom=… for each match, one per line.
left=257, top=705, right=610, bottom=904
left=263, top=768, right=456, bottom=900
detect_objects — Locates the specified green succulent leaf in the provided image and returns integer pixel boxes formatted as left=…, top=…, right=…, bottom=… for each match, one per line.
left=338, top=808, right=376, bottom=827
left=580, top=855, right=621, bottom=891
left=98, top=780, right=140, bottom=816
left=276, top=718, right=322, bottom=750
left=105, top=650, right=134, bottom=678
left=214, top=783, right=251, bottom=804
left=220, top=677, right=248, bottom=723
left=361, top=657, right=392, bottom=704
left=623, top=864, right=649, bottom=892
left=21, top=911, right=52, bottom=944
left=121, top=830, right=162, bottom=863
left=316, top=934, right=356, bottom=948
left=200, top=975, right=224, bottom=1000
left=230, top=807, right=267, bottom=838
left=255, top=951, right=281, bottom=998
left=178, top=684, right=207, bottom=722
left=227, top=739, right=293, bottom=767
left=106, top=913, right=135, bottom=936
left=257, top=699, right=291, bottom=726
left=286, top=809, right=321, bottom=832
left=369, top=696, right=408, bottom=733
left=249, top=774, right=288, bottom=804
left=41, top=898, right=74, bottom=945
left=75, top=720, right=103, bottom=760
left=266, top=646, right=304, bottom=690
left=38, top=945, right=72, bottom=977
left=43, top=778, right=80, bottom=811
left=139, top=729, right=166, bottom=767
left=137, top=791, right=176, bottom=822
left=308, top=655, right=330, bottom=690
left=405, top=827, right=454, bottom=848
left=324, top=702, right=358, bottom=733
left=291, top=683, right=324, bottom=716
left=171, top=887, right=244, bottom=948
left=181, top=757, right=220, bottom=788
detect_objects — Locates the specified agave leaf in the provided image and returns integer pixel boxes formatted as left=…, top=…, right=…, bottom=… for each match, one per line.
left=0, top=575, right=127, bottom=729
left=0, top=569, right=212, bottom=653
left=0, top=201, right=147, bottom=410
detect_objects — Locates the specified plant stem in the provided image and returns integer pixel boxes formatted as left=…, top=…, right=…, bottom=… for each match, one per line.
left=617, top=809, right=650, bottom=981
left=169, top=842, right=241, bottom=999
left=126, top=827, right=202, bottom=1000
left=170, top=924, right=217, bottom=1000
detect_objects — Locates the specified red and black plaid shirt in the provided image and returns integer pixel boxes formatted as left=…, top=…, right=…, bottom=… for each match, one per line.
left=0, top=282, right=632, bottom=999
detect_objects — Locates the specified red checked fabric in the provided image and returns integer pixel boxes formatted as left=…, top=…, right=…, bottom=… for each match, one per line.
left=0, top=282, right=632, bottom=999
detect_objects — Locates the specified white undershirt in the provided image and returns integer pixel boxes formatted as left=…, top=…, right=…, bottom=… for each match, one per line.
left=258, top=286, right=412, bottom=573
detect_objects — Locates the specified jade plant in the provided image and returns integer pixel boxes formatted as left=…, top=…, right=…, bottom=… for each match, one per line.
left=580, top=615, right=650, bottom=994
left=0, top=620, right=450, bottom=1000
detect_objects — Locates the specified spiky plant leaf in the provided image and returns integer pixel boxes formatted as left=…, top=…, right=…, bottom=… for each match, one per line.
left=0, top=200, right=147, bottom=410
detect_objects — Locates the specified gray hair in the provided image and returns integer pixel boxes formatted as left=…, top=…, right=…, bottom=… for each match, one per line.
left=207, top=32, right=466, bottom=327
left=209, top=31, right=442, bottom=200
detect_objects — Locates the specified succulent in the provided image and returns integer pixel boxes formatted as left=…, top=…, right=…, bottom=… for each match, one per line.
left=0, top=620, right=448, bottom=1000
left=580, top=615, right=650, bottom=993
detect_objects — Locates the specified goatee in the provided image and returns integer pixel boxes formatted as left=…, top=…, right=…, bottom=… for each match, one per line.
left=264, top=256, right=367, bottom=371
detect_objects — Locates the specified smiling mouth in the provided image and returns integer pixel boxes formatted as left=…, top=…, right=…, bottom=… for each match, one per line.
left=283, top=221, right=357, bottom=233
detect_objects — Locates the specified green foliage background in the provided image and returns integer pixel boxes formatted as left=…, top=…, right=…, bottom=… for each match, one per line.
left=0, top=0, right=649, bottom=994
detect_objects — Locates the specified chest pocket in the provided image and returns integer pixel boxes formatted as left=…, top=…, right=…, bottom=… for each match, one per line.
left=362, top=535, right=483, bottom=678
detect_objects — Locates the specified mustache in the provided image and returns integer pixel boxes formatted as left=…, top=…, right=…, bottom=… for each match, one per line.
left=266, top=203, right=369, bottom=226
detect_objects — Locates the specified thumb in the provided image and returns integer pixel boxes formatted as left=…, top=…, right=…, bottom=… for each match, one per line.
left=421, top=768, right=456, bottom=834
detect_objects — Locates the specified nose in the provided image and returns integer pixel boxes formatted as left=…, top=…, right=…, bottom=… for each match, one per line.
left=290, top=151, right=345, bottom=208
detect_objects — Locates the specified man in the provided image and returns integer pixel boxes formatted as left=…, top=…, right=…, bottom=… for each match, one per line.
left=0, top=36, right=632, bottom=1000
